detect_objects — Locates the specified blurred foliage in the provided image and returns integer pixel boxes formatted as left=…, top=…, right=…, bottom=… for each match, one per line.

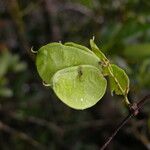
left=137, top=59, right=150, bottom=89
left=0, top=50, right=27, bottom=97
left=124, top=44, right=150, bottom=61
left=0, top=0, right=150, bottom=150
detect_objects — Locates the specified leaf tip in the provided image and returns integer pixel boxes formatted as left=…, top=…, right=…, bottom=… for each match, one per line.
left=42, top=81, right=51, bottom=87
left=31, top=46, right=37, bottom=54
left=92, top=36, right=95, bottom=41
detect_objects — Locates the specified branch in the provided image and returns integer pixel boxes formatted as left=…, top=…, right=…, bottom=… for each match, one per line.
left=0, top=120, right=46, bottom=150
left=100, top=94, right=150, bottom=150
left=0, top=106, right=63, bottom=135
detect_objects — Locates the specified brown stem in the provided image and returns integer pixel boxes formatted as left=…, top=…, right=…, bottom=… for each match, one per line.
left=100, top=94, right=150, bottom=150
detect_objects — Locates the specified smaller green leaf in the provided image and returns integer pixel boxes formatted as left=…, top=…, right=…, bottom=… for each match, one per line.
left=90, top=39, right=107, bottom=60
left=52, top=65, right=107, bottom=110
left=109, top=64, right=129, bottom=95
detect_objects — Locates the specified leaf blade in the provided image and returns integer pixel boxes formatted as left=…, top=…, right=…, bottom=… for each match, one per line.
left=109, top=64, right=129, bottom=95
left=52, top=65, right=107, bottom=110
left=36, top=43, right=101, bottom=83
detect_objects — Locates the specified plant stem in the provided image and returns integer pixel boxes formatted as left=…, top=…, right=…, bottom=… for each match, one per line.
left=100, top=94, right=150, bottom=150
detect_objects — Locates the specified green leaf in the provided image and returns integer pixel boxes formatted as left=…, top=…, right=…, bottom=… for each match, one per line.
left=90, top=39, right=107, bottom=60
left=64, top=42, right=93, bottom=54
left=124, top=43, right=150, bottom=61
left=36, top=43, right=101, bottom=83
left=52, top=65, right=107, bottom=110
left=109, top=64, right=129, bottom=95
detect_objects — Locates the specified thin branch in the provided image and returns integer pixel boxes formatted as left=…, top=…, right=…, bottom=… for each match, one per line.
left=0, top=120, right=46, bottom=150
left=0, top=106, right=63, bottom=135
left=0, top=106, right=105, bottom=134
left=100, top=94, right=150, bottom=150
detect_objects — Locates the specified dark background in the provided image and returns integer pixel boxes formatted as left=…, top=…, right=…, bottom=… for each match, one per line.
left=0, top=0, right=150, bottom=150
